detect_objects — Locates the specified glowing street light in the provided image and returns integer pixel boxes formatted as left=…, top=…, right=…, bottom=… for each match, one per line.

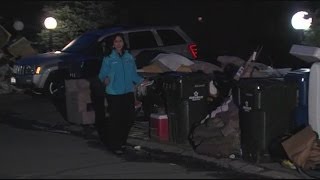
left=291, top=11, right=313, bottom=43
left=291, top=11, right=312, bottom=30
left=44, top=17, right=57, bottom=51
left=44, top=17, right=57, bottom=30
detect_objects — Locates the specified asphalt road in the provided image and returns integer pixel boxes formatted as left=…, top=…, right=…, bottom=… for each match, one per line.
left=0, top=93, right=267, bottom=179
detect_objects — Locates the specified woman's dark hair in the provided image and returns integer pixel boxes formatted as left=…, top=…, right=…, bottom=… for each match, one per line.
left=110, top=33, right=127, bottom=56
left=103, top=33, right=128, bottom=57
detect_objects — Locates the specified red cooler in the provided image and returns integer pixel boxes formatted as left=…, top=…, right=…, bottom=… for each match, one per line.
left=150, top=113, right=169, bottom=142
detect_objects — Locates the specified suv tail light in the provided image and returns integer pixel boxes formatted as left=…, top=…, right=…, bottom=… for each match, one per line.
left=188, top=43, right=198, bottom=59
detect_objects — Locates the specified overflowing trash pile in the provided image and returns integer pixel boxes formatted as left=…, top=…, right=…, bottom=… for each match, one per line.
left=134, top=46, right=320, bottom=176
left=134, top=49, right=295, bottom=159
left=0, top=25, right=37, bottom=94
left=136, top=50, right=292, bottom=78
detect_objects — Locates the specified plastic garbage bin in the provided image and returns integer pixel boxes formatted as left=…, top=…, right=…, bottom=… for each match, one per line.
left=284, top=68, right=310, bottom=129
left=236, top=78, right=297, bottom=163
left=162, top=72, right=209, bottom=144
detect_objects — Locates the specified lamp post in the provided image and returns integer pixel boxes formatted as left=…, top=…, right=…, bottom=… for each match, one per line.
left=44, top=17, right=57, bottom=51
left=291, top=11, right=312, bottom=43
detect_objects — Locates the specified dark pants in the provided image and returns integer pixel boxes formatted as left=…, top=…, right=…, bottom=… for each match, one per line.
left=105, top=92, right=135, bottom=150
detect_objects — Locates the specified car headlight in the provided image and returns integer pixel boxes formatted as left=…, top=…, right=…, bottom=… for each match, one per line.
left=35, top=66, right=41, bottom=74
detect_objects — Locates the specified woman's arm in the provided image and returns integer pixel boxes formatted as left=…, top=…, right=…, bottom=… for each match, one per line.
left=98, top=56, right=111, bottom=84
left=131, top=57, right=144, bottom=84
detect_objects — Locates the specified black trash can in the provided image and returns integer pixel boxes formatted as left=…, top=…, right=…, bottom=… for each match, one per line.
left=162, top=72, right=209, bottom=144
left=236, top=78, right=297, bottom=163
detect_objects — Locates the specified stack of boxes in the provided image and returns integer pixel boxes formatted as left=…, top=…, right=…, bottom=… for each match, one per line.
left=65, top=79, right=95, bottom=125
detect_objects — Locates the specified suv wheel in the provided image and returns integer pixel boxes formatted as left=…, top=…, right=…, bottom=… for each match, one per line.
left=45, top=73, right=65, bottom=98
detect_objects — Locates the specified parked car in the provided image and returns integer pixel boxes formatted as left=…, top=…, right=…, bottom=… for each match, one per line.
left=10, top=25, right=198, bottom=97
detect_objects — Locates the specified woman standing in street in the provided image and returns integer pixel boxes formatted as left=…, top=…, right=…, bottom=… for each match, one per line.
left=98, top=33, right=148, bottom=155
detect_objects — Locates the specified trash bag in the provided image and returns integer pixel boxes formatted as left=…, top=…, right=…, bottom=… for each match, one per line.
left=188, top=96, right=241, bottom=158
left=268, top=134, right=291, bottom=162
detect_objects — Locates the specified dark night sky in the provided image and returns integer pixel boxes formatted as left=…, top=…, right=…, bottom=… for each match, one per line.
left=0, top=1, right=44, bottom=32
left=0, top=0, right=318, bottom=68
left=122, top=0, right=317, bottom=67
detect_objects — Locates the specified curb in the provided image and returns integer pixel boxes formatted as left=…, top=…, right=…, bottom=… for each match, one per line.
left=127, top=137, right=302, bottom=179
left=43, top=123, right=303, bottom=179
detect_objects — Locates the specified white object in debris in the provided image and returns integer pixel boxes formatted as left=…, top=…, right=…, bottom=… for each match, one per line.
left=134, top=145, right=141, bottom=150
left=229, top=154, right=236, bottom=159
left=209, top=80, right=217, bottom=96
left=136, top=80, right=154, bottom=97
left=210, top=95, right=233, bottom=118
left=10, top=77, right=16, bottom=84
left=152, top=53, right=194, bottom=71
left=290, top=44, right=320, bottom=63
left=140, top=80, right=154, bottom=87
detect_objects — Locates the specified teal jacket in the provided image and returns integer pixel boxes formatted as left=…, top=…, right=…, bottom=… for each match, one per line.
left=98, top=50, right=144, bottom=95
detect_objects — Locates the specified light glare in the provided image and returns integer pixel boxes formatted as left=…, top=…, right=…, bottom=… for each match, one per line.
left=291, top=11, right=312, bottom=30
left=44, top=17, right=57, bottom=30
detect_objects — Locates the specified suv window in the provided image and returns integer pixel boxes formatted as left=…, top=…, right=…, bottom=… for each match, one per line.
left=128, top=31, right=158, bottom=49
left=157, top=29, right=186, bottom=46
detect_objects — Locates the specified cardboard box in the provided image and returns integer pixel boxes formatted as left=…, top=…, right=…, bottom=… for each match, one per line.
left=176, top=65, right=192, bottom=72
left=152, top=53, right=194, bottom=71
left=7, top=37, right=37, bottom=58
left=65, top=90, right=95, bottom=124
left=66, top=90, right=94, bottom=125
left=142, top=63, right=164, bottom=73
left=65, top=79, right=90, bottom=92
left=281, top=126, right=317, bottom=168
left=150, top=113, right=169, bottom=142
left=66, top=90, right=92, bottom=112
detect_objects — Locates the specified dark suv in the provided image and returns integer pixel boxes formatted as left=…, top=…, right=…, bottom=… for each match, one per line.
left=11, top=25, right=198, bottom=96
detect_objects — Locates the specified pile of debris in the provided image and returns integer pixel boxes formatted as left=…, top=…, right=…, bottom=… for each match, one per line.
left=135, top=49, right=294, bottom=159
left=136, top=50, right=292, bottom=79
left=0, top=25, right=37, bottom=94
left=188, top=95, right=241, bottom=159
